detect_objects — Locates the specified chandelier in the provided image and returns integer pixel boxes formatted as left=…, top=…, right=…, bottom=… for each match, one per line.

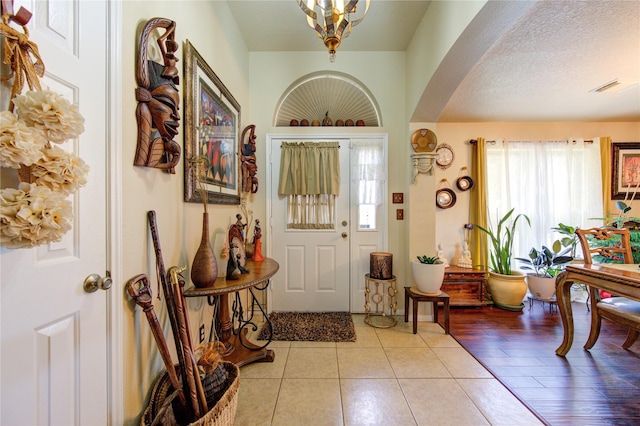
left=297, top=0, right=370, bottom=62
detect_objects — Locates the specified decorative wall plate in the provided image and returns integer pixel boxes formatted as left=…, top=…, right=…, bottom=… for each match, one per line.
left=436, top=188, right=456, bottom=209
left=411, top=128, right=437, bottom=152
left=435, top=143, right=455, bottom=169
left=456, top=176, right=474, bottom=191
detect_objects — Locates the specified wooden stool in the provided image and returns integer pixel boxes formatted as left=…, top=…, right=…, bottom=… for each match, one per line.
left=404, top=286, right=450, bottom=334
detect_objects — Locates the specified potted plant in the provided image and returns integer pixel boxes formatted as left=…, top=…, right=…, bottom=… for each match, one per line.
left=516, top=241, right=573, bottom=300
left=412, top=255, right=446, bottom=294
left=551, top=223, right=579, bottom=258
left=475, top=208, right=531, bottom=311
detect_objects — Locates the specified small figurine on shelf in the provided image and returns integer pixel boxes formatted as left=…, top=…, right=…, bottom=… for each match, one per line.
left=253, top=219, right=264, bottom=262
left=457, top=240, right=473, bottom=268
left=234, top=213, right=246, bottom=239
left=226, top=242, right=241, bottom=280
left=437, top=243, right=449, bottom=267
left=237, top=253, right=249, bottom=274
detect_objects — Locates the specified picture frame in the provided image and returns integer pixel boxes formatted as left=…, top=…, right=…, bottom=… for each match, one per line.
left=611, top=142, right=640, bottom=200
left=184, top=40, right=241, bottom=205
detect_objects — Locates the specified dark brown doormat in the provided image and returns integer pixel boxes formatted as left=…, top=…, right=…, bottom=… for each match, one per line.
left=257, top=312, right=356, bottom=342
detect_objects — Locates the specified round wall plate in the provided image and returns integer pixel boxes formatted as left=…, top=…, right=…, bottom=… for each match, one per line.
left=436, top=188, right=457, bottom=209
left=411, top=129, right=437, bottom=152
left=435, top=143, right=455, bottom=169
left=456, top=176, right=474, bottom=191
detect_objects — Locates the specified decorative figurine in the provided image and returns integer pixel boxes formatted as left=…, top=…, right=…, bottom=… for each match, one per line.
left=226, top=242, right=241, bottom=280
left=134, top=18, right=181, bottom=173
left=457, top=241, right=473, bottom=269
left=253, top=219, right=264, bottom=262
left=227, top=214, right=249, bottom=275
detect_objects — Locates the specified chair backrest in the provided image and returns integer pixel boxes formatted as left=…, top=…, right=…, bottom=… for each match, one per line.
left=575, top=227, right=634, bottom=265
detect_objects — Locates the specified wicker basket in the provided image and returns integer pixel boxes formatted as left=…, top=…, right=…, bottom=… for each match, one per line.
left=141, top=361, right=239, bottom=426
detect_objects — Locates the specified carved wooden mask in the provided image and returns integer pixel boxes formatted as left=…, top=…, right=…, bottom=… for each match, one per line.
left=134, top=18, right=181, bottom=174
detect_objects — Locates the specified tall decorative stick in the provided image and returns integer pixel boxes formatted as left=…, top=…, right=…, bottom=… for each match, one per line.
left=147, top=211, right=191, bottom=408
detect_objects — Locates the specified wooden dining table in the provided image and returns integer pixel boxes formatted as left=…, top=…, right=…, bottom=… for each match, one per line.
left=555, top=263, right=640, bottom=356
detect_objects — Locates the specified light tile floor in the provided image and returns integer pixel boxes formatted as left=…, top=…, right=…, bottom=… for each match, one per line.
left=234, top=314, right=542, bottom=426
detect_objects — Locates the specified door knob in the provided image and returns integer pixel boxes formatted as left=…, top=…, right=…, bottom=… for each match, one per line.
left=84, top=272, right=112, bottom=293
left=342, top=232, right=348, bottom=238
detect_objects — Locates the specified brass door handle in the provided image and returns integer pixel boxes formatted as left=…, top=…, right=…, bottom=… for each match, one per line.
left=84, top=272, right=112, bottom=293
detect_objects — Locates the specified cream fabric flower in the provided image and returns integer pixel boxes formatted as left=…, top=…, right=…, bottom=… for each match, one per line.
left=0, top=182, right=72, bottom=249
left=0, top=111, right=47, bottom=168
left=12, top=90, right=85, bottom=144
left=30, top=145, right=89, bottom=194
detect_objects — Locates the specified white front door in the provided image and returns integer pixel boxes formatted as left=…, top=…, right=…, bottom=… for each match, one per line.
left=1, top=1, right=110, bottom=424
left=269, top=137, right=351, bottom=311
left=267, top=135, right=388, bottom=313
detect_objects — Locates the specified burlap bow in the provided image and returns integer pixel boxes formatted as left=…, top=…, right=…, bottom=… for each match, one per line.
left=0, top=13, right=44, bottom=110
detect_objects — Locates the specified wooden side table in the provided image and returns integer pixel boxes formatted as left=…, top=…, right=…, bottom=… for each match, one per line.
left=404, top=286, right=450, bottom=334
left=442, top=266, right=487, bottom=306
left=364, top=274, right=397, bottom=328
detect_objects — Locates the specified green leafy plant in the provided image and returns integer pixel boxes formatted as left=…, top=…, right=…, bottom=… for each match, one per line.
left=551, top=223, right=579, bottom=258
left=516, top=241, right=573, bottom=278
left=416, top=255, right=443, bottom=264
left=475, top=208, right=531, bottom=275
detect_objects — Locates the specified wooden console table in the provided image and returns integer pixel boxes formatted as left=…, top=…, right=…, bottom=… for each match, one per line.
left=184, top=258, right=279, bottom=367
left=441, top=266, right=487, bottom=306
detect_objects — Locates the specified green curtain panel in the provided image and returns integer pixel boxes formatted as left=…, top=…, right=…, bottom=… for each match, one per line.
left=278, top=142, right=340, bottom=196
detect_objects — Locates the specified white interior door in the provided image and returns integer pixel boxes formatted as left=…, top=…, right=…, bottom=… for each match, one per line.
left=269, top=137, right=351, bottom=312
left=0, top=1, right=109, bottom=424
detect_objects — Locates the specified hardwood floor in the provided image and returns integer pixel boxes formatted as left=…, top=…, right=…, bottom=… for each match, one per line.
left=447, top=298, right=640, bottom=425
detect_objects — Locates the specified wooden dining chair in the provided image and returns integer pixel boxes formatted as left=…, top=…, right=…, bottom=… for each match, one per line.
left=575, top=227, right=640, bottom=350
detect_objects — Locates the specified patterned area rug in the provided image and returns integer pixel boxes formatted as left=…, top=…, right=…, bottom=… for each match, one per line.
left=257, top=312, right=356, bottom=342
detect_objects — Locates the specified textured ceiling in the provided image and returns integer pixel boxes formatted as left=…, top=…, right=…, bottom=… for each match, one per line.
left=228, top=0, right=640, bottom=123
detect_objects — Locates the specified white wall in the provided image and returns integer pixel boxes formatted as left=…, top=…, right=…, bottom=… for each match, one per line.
left=120, top=2, right=250, bottom=423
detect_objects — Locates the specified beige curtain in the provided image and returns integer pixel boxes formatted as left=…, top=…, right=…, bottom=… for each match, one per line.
left=600, top=136, right=612, bottom=218
left=469, top=138, right=488, bottom=270
left=278, top=142, right=340, bottom=195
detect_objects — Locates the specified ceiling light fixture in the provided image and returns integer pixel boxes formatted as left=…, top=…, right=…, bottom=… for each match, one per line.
left=298, top=0, right=370, bottom=62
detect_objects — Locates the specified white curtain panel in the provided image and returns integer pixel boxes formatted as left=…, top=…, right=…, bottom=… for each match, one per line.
left=486, top=138, right=603, bottom=264
left=352, top=140, right=385, bottom=205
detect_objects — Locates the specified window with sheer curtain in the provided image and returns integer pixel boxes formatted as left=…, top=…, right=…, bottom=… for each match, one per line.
left=352, top=140, right=385, bottom=230
left=486, top=139, right=603, bottom=262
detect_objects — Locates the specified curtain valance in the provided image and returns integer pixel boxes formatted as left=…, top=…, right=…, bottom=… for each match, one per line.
left=278, top=142, right=340, bottom=195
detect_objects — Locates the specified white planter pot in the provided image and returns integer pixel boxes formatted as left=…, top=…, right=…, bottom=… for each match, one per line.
left=411, top=260, right=446, bottom=294
left=526, top=274, right=556, bottom=300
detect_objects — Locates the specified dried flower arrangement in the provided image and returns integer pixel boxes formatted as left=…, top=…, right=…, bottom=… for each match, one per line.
left=1, top=16, right=88, bottom=249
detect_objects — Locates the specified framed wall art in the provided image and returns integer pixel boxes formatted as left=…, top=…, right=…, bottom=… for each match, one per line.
left=611, top=142, right=640, bottom=200
left=184, top=40, right=241, bottom=205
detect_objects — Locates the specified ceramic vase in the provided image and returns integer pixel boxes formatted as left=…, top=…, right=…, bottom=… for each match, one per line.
left=191, top=212, right=218, bottom=288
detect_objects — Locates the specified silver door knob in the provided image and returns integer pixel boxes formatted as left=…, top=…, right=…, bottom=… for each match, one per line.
left=84, top=272, right=112, bottom=293
left=342, top=232, right=348, bottom=238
